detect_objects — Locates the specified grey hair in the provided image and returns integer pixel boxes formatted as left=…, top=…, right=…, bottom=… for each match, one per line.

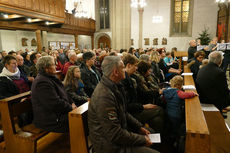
left=208, top=51, right=223, bottom=66
left=68, top=51, right=77, bottom=59
left=36, top=56, right=54, bottom=74
left=102, top=56, right=121, bottom=77
left=139, top=54, right=150, bottom=62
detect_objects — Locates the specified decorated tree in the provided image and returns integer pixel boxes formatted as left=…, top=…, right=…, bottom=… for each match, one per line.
left=197, top=27, right=211, bottom=45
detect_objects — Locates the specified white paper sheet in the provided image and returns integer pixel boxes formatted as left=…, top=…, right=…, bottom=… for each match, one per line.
left=182, top=85, right=196, bottom=90
left=181, top=73, right=193, bottom=76
left=201, top=104, right=219, bottom=112
left=148, top=133, right=161, bottom=143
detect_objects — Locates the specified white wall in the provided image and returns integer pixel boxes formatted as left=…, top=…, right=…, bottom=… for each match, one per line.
left=0, top=30, right=92, bottom=52
left=0, top=30, right=37, bottom=52
left=78, top=35, right=92, bottom=50
left=131, top=0, right=218, bottom=51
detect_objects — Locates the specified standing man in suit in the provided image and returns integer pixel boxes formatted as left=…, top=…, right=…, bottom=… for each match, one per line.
left=196, top=51, right=230, bottom=111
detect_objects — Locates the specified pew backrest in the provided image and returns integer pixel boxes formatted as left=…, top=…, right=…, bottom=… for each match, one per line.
left=69, top=102, right=89, bottom=153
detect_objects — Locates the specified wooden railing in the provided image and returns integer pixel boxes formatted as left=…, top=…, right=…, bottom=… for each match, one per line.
left=64, top=13, right=96, bottom=34
left=0, top=0, right=65, bottom=23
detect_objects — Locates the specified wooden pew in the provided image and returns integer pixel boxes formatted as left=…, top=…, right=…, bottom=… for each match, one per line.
left=0, top=91, right=65, bottom=153
left=69, top=102, right=89, bottom=153
left=184, top=66, right=230, bottom=153
left=183, top=66, right=210, bottom=153
left=174, top=51, right=188, bottom=70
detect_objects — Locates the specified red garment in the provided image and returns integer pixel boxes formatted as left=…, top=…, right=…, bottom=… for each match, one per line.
left=62, top=62, right=75, bottom=75
left=56, top=59, right=63, bottom=71
left=177, top=90, right=196, bottom=99
left=13, top=78, right=30, bottom=94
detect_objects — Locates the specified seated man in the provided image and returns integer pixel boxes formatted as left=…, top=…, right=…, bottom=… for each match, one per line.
left=122, top=54, right=164, bottom=133
left=196, top=51, right=230, bottom=111
left=88, top=56, right=159, bottom=153
left=62, top=51, right=78, bottom=75
left=32, top=56, right=76, bottom=132
left=188, top=40, right=197, bottom=62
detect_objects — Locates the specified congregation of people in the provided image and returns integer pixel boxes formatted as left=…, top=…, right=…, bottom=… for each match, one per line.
left=0, top=36, right=230, bottom=153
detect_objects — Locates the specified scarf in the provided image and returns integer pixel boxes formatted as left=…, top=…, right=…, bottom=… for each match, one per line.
left=0, top=67, right=21, bottom=80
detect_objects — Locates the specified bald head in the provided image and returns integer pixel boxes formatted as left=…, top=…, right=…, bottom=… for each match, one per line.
left=16, top=54, right=24, bottom=66
left=189, top=40, right=197, bottom=47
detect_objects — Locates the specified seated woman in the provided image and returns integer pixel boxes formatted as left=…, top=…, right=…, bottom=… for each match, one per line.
left=187, top=51, right=205, bottom=80
left=31, top=56, right=76, bottom=133
left=150, top=51, right=165, bottom=83
left=63, top=66, right=89, bottom=106
left=158, top=49, right=181, bottom=81
left=0, top=55, right=30, bottom=99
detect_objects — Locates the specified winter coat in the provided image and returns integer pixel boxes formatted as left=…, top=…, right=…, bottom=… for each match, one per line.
left=88, top=76, right=146, bottom=153
left=31, top=73, right=73, bottom=132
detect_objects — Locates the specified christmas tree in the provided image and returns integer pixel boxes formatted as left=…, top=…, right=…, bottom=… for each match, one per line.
left=197, top=27, right=211, bottom=45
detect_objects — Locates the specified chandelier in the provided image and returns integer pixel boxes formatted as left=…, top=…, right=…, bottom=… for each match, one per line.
left=152, top=16, right=163, bottom=23
left=131, top=0, right=147, bottom=8
left=216, top=0, right=230, bottom=2
left=73, top=0, right=88, bottom=18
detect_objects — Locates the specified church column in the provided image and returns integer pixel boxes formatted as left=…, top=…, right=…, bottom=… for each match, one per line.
left=138, top=7, right=144, bottom=49
left=111, top=0, right=131, bottom=50
left=75, top=34, right=78, bottom=49
left=36, top=30, right=42, bottom=53
left=91, top=35, right=94, bottom=49
left=41, top=31, right=48, bottom=49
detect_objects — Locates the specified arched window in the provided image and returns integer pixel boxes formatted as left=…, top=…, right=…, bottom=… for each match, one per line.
left=170, top=0, right=194, bottom=36
left=99, top=0, right=110, bottom=29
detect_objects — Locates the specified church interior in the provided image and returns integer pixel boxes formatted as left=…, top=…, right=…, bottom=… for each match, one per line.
left=0, top=0, right=230, bottom=153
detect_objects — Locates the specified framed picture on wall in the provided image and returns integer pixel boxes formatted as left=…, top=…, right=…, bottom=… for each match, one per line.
left=49, top=41, right=60, bottom=50
left=60, top=42, right=70, bottom=49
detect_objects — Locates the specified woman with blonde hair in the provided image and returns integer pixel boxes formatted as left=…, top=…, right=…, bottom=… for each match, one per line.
left=150, top=51, right=164, bottom=82
left=63, top=66, right=89, bottom=106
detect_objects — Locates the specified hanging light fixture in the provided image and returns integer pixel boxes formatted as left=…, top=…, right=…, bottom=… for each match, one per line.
left=131, top=0, right=147, bottom=8
left=152, top=0, right=163, bottom=23
left=73, top=0, right=88, bottom=18
left=215, top=0, right=230, bottom=2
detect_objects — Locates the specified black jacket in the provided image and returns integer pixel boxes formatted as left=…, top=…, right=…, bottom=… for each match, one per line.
left=188, top=46, right=197, bottom=61
left=80, top=63, right=101, bottom=97
left=121, top=72, right=144, bottom=114
left=31, top=73, right=73, bottom=132
left=196, top=62, right=230, bottom=110
left=88, top=76, right=146, bottom=153
left=0, top=76, right=19, bottom=99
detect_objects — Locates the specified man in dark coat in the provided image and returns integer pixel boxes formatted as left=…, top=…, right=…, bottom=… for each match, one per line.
left=88, top=56, right=159, bottom=153
left=188, top=40, right=197, bottom=62
left=196, top=51, right=230, bottom=111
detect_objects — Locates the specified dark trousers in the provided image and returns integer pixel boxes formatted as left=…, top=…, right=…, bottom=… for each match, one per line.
left=133, top=106, right=164, bottom=133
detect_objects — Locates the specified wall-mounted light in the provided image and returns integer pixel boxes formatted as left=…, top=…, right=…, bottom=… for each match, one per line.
left=45, top=21, right=49, bottom=25
left=3, top=14, right=8, bottom=18
left=27, top=18, right=32, bottom=22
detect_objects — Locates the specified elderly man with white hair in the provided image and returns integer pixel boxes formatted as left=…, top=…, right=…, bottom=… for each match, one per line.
left=188, top=39, right=197, bottom=62
left=62, top=51, right=78, bottom=75
left=196, top=51, right=230, bottom=112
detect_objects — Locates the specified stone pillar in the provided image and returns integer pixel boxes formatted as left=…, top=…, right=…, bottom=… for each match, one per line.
left=41, top=31, right=48, bottom=49
left=91, top=35, right=94, bottom=49
left=75, top=34, right=78, bottom=49
left=138, top=7, right=144, bottom=49
left=111, top=0, right=131, bottom=50
left=36, top=30, right=42, bottom=52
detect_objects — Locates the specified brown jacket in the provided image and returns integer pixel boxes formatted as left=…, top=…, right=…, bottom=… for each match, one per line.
left=88, top=76, right=146, bottom=153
